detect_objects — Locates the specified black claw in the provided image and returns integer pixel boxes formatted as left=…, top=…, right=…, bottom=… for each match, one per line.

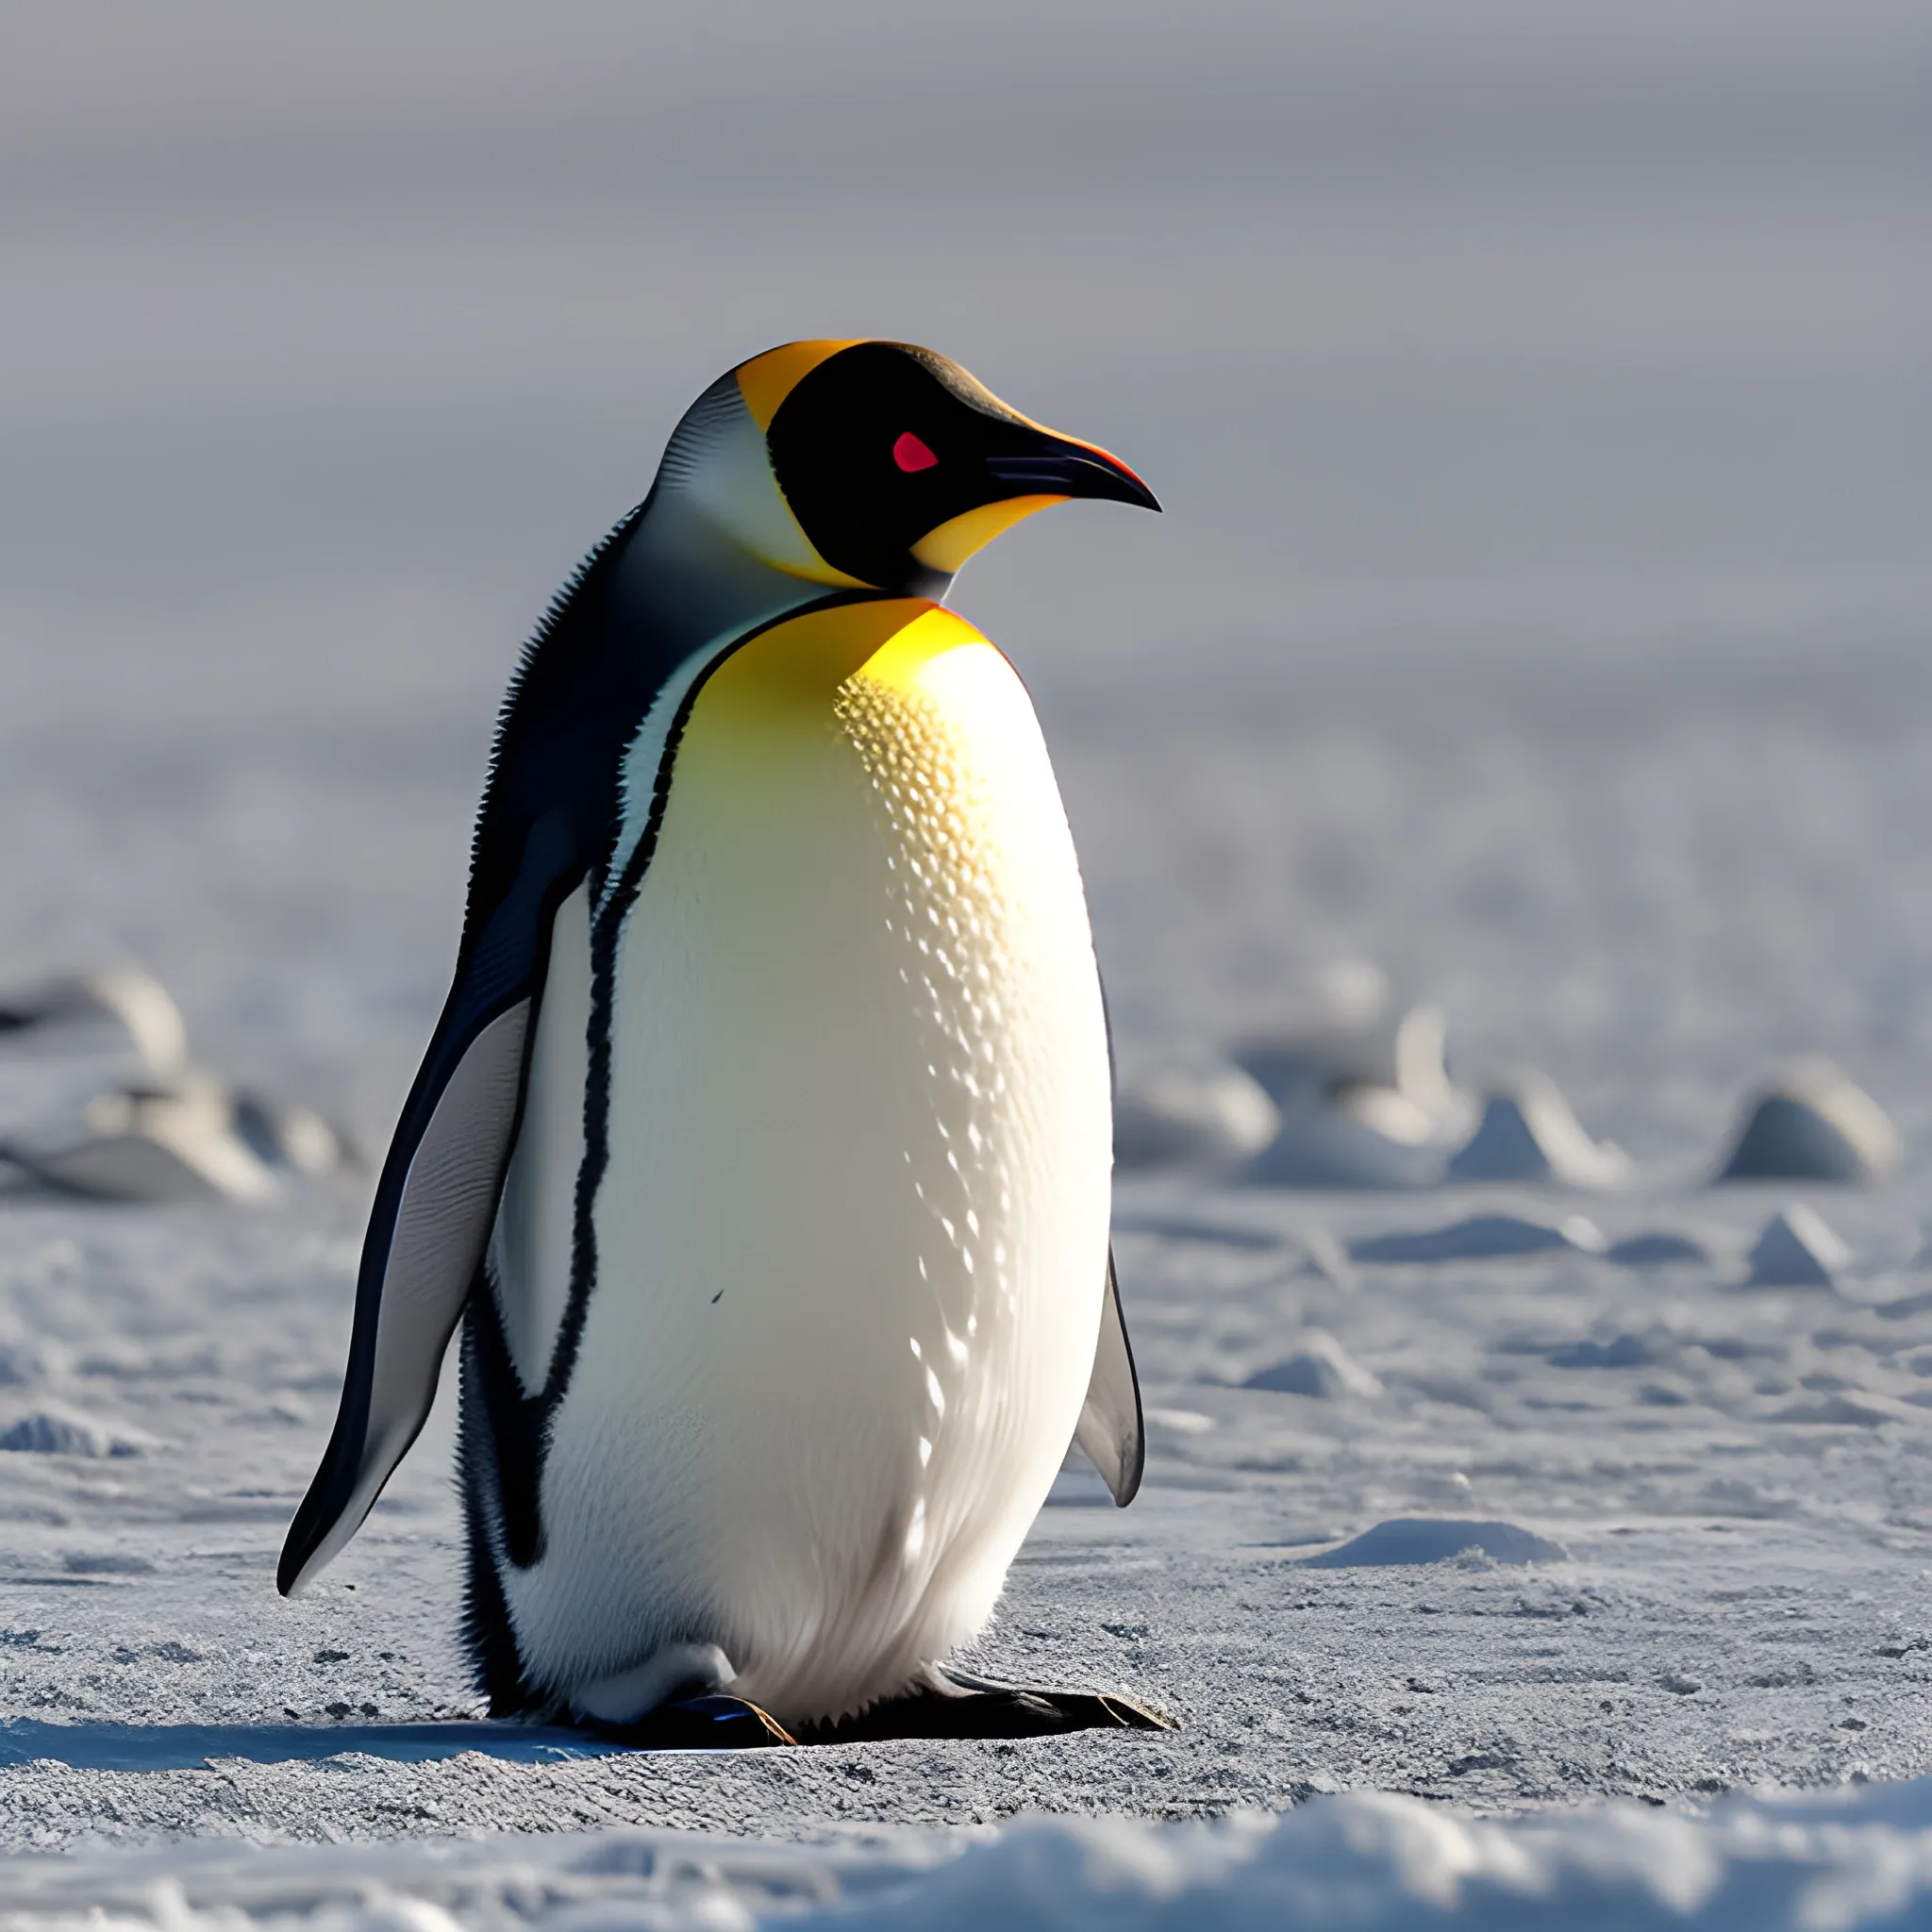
left=1093, top=1691, right=1179, bottom=1732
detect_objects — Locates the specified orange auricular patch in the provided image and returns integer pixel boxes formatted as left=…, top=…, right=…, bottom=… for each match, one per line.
left=736, top=340, right=863, bottom=431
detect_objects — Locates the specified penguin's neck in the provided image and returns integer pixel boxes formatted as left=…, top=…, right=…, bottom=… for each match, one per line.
left=600, top=498, right=956, bottom=910
left=617, top=494, right=954, bottom=644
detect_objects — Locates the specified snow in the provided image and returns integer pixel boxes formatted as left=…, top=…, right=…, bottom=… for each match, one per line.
left=11, top=1134, right=1932, bottom=1901
left=11, top=1782, right=1932, bottom=1927
left=2, top=0, right=1930, bottom=1924
left=1296, top=1519, right=1571, bottom=1569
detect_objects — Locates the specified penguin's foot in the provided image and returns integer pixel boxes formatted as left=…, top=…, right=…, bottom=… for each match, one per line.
left=581, top=1693, right=796, bottom=1750
left=797, top=1672, right=1176, bottom=1743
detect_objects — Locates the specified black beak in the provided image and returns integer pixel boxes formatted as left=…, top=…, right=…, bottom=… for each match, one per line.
left=986, top=441, right=1161, bottom=512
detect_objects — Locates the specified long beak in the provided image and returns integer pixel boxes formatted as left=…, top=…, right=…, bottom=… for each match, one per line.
left=986, top=439, right=1161, bottom=511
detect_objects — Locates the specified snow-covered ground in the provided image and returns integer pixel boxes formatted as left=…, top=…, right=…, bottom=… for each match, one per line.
left=11, top=647, right=1932, bottom=1926
left=4, top=1, right=1930, bottom=1924
left=14, top=1783, right=1932, bottom=1931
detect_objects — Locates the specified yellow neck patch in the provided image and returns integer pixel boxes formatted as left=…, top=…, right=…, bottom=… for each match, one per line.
left=736, top=341, right=863, bottom=432
left=911, top=495, right=1064, bottom=575
left=696, top=599, right=985, bottom=718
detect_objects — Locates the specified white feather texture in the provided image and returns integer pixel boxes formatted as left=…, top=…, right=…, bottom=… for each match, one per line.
left=500, top=602, right=1112, bottom=1724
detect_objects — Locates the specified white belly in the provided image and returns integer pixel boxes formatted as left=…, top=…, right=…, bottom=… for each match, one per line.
left=501, top=602, right=1112, bottom=1724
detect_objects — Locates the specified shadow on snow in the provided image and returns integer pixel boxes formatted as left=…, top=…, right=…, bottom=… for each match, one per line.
left=0, top=1719, right=627, bottom=1770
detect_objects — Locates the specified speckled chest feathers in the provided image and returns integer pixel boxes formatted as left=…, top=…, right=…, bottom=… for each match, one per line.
left=475, top=597, right=1114, bottom=1724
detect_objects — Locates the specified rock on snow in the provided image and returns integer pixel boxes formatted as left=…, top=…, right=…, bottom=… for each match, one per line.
left=1445, top=1070, right=1631, bottom=1189
left=1717, top=1059, right=1900, bottom=1184
left=1746, top=1205, right=1849, bottom=1287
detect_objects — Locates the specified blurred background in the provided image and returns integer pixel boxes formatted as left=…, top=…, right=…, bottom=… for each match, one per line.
left=2, top=0, right=1927, bottom=1165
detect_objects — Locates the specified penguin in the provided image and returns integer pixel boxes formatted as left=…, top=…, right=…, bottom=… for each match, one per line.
left=279, top=341, right=1161, bottom=1741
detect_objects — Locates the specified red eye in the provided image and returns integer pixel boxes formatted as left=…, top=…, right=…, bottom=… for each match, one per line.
left=892, top=431, right=939, bottom=474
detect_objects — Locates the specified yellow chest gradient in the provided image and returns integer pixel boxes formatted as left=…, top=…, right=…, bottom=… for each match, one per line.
left=504, top=598, right=1115, bottom=1724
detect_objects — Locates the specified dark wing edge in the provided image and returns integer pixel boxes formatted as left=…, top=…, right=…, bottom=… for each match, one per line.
left=278, top=816, right=578, bottom=1595
left=1074, top=1246, right=1145, bottom=1507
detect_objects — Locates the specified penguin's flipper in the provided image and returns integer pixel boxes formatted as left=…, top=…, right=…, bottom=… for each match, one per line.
left=279, top=814, right=580, bottom=1596
left=1074, top=1247, right=1144, bottom=1506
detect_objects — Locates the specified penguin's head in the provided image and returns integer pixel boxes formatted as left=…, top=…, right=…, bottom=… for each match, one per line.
left=656, top=339, right=1159, bottom=597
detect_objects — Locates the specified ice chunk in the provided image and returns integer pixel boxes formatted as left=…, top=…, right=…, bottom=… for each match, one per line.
left=0, top=987, right=350, bottom=1202
left=0, top=1405, right=146, bottom=1457
left=228, top=1091, right=351, bottom=1176
left=1243, top=1106, right=1448, bottom=1189
left=0, top=964, right=188, bottom=1074
left=1113, top=1060, right=1279, bottom=1173
left=1606, top=1231, right=1711, bottom=1269
left=1746, top=1205, right=1847, bottom=1287
left=26, top=1132, right=254, bottom=1204
left=1445, top=1070, right=1630, bottom=1188
left=1237, top=1002, right=1464, bottom=1121
left=8, top=1073, right=349, bottom=1205
left=1234, top=997, right=1473, bottom=1190
left=1716, top=1059, right=1899, bottom=1184
left=1243, top=1331, right=1383, bottom=1398
left=1301, top=1518, right=1569, bottom=1567
left=46, top=1077, right=284, bottom=1204
left=1350, top=1213, right=1606, bottom=1263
